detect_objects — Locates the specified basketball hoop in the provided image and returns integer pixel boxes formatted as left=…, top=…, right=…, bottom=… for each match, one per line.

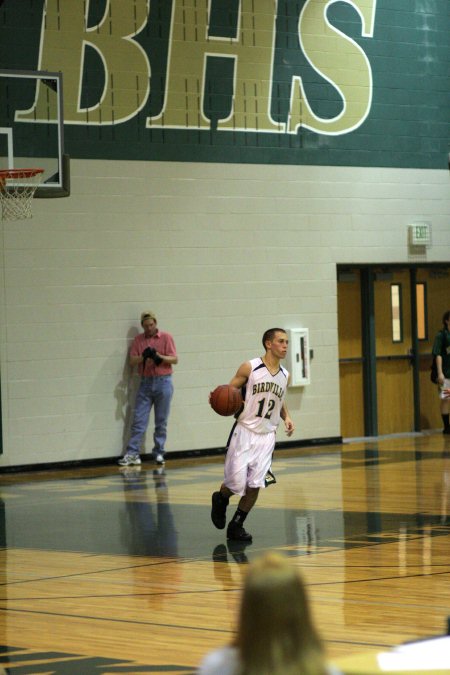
left=0, top=168, right=44, bottom=220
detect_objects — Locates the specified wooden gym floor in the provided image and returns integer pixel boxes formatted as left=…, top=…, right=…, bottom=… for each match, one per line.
left=0, top=433, right=449, bottom=674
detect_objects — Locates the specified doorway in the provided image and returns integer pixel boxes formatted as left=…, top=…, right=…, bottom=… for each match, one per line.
left=338, top=264, right=450, bottom=438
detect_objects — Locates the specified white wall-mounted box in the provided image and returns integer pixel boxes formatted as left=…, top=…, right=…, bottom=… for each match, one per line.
left=286, top=328, right=311, bottom=387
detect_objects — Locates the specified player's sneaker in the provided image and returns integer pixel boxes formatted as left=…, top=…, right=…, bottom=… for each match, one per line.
left=211, top=491, right=228, bottom=529
left=226, top=523, right=252, bottom=542
left=118, top=453, right=141, bottom=466
left=155, top=453, right=165, bottom=465
left=264, top=469, right=276, bottom=487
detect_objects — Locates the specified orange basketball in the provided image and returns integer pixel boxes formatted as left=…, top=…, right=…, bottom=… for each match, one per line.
left=210, top=385, right=243, bottom=416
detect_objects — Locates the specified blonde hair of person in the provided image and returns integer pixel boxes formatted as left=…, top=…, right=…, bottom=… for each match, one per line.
left=235, top=552, right=328, bottom=675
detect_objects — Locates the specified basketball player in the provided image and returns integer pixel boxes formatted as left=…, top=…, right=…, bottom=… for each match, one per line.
left=211, top=328, right=294, bottom=542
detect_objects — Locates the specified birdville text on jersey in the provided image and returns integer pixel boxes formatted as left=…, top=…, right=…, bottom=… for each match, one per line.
left=252, top=382, right=285, bottom=400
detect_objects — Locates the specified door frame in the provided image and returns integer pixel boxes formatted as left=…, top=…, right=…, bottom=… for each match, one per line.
left=338, top=262, right=450, bottom=437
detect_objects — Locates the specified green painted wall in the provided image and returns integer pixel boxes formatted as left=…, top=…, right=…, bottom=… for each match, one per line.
left=0, top=0, right=449, bottom=168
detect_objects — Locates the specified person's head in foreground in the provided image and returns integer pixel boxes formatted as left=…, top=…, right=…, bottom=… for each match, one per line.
left=236, top=551, right=328, bottom=675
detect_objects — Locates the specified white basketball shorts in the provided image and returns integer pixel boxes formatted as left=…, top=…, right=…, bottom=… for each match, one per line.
left=223, top=423, right=276, bottom=497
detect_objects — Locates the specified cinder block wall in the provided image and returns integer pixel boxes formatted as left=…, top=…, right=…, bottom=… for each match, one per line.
left=0, top=0, right=449, bottom=467
left=0, top=160, right=448, bottom=467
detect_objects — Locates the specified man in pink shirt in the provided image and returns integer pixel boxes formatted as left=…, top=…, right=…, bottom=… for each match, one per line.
left=119, top=311, right=178, bottom=466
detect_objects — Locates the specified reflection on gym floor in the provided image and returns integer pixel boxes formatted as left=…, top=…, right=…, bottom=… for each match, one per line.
left=0, top=433, right=449, bottom=673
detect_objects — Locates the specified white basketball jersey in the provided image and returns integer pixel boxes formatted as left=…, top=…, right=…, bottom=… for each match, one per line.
left=237, top=358, right=288, bottom=434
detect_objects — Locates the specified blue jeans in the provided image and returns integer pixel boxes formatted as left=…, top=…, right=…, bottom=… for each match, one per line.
left=126, top=376, right=174, bottom=458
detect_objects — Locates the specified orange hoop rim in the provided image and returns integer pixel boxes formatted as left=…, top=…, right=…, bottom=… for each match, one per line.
left=0, top=168, right=44, bottom=180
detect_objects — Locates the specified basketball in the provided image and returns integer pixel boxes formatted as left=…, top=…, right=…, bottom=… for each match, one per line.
left=210, top=384, right=243, bottom=416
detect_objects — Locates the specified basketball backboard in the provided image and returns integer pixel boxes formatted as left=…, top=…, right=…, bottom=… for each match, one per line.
left=0, top=69, right=69, bottom=198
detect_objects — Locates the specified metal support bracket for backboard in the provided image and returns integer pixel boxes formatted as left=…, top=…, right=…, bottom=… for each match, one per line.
left=34, top=153, right=70, bottom=198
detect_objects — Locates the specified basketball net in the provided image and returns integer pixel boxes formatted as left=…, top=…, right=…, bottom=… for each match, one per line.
left=0, top=168, right=44, bottom=220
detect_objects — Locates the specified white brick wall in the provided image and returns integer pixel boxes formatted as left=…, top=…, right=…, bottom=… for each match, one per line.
left=0, top=160, right=449, bottom=467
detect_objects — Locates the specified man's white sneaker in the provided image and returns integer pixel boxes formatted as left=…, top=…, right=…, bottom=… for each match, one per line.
left=155, top=453, right=165, bottom=465
left=118, top=454, right=141, bottom=466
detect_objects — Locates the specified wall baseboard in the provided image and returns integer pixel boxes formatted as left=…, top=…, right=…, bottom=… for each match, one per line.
left=0, top=436, right=343, bottom=474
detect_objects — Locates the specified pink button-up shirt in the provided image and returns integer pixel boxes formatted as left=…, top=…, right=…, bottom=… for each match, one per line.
left=130, top=329, right=177, bottom=377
